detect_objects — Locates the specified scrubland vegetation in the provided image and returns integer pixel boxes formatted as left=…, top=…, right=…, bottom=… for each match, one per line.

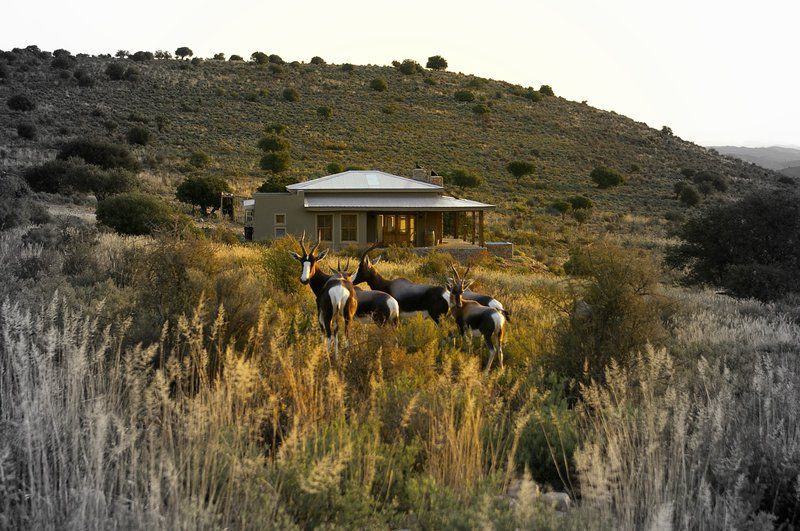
left=1, top=45, right=800, bottom=529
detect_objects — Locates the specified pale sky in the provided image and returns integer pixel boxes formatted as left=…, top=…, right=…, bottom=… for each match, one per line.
left=4, top=0, right=798, bottom=147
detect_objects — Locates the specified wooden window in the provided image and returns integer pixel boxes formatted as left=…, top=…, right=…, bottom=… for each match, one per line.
left=341, top=214, right=358, bottom=242
left=274, top=227, right=286, bottom=238
left=244, top=209, right=253, bottom=225
left=275, top=213, right=286, bottom=225
left=316, top=214, right=333, bottom=242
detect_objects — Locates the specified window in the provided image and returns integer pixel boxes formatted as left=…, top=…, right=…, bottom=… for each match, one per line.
left=275, top=213, right=286, bottom=225
left=341, top=214, right=358, bottom=242
left=316, top=214, right=333, bottom=241
left=244, top=209, right=253, bottom=225
left=274, top=227, right=286, bottom=238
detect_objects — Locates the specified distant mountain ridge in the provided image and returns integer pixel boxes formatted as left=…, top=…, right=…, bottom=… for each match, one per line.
left=712, top=145, right=800, bottom=171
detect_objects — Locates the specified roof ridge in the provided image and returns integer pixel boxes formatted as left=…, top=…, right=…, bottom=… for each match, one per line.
left=287, top=170, right=442, bottom=190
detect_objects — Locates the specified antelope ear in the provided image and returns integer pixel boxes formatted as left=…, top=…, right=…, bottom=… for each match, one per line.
left=289, top=251, right=302, bottom=261
left=317, top=248, right=329, bottom=261
left=373, top=255, right=383, bottom=265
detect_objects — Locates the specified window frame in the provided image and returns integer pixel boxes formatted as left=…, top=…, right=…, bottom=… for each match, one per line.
left=274, top=226, right=287, bottom=238
left=274, top=213, right=286, bottom=226
left=340, top=213, right=358, bottom=243
left=316, top=214, right=334, bottom=242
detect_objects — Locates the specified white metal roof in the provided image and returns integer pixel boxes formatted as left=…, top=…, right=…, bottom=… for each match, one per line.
left=304, top=193, right=492, bottom=211
left=242, top=199, right=255, bottom=209
left=286, top=170, right=443, bottom=192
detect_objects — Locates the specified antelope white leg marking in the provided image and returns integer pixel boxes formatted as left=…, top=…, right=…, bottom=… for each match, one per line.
left=329, top=285, right=350, bottom=313
left=301, top=261, right=312, bottom=283
left=488, top=299, right=504, bottom=311
left=491, top=311, right=505, bottom=331
left=387, top=298, right=400, bottom=320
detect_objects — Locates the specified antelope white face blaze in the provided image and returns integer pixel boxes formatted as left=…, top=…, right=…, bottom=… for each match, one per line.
left=300, top=260, right=312, bottom=283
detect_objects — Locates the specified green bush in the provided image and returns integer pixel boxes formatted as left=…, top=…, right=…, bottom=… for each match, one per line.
left=175, top=47, right=193, bottom=59
left=550, top=200, right=572, bottom=217
left=6, top=94, right=35, bottom=112
left=264, top=123, right=288, bottom=135
left=506, top=160, right=534, bottom=183
left=282, top=87, right=300, bottom=102
left=678, top=185, right=700, bottom=207
left=0, top=174, right=51, bottom=231
left=326, top=162, right=344, bottom=174
left=176, top=175, right=231, bottom=215
left=50, top=54, right=75, bottom=70
left=454, top=90, right=475, bottom=102
left=268, top=63, right=283, bottom=75
left=155, top=50, right=173, bottom=59
left=370, top=78, right=388, bottom=91
left=250, top=51, right=268, bottom=64
left=590, top=166, right=624, bottom=188
left=229, top=54, right=243, bottom=61
left=260, top=151, right=292, bottom=173
left=539, top=84, right=555, bottom=96
left=96, top=192, right=178, bottom=235
left=471, top=103, right=490, bottom=115
left=16, top=122, right=37, bottom=140
left=257, top=174, right=297, bottom=192
left=258, top=134, right=290, bottom=152
left=397, top=59, right=420, bottom=75
left=667, top=189, right=800, bottom=301
left=426, top=55, right=448, bottom=70
left=446, top=168, right=483, bottom=189
left=188, top=150, right=211, bottom=168
left=310, top=56, right=325, bottom=65
left=131, top=51, right=153, bottom=62
left=692, top=170, right=728, bottom=192
left=122, top=66, right=140, bottom=81
left=190, top=57, right=203, bottom=67
left=341, top=63, right=354, bottom=72
left=317, top=106, right=333, bottom=119
left=567, top=195, right=592, bottom=210
left=23, top=159, right=137, bottom=199
left=523, top=89, right=542, bottom=102
left=57, top=139, right=139, bottom=170
left=126, top=126, right=151, bottom=146
left=74, top=69, right=95, bottom=87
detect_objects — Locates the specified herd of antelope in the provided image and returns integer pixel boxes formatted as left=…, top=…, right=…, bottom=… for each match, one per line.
left=289, top=234, right=509, bottom=372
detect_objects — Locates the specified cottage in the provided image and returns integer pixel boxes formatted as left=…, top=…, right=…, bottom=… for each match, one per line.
left=244, top=168, right=494, bottom=249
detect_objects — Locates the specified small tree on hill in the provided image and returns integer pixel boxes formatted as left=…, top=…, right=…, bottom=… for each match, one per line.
left=213, top=52, right=225, bottom=60
left=679, top=184, right=701, bottom=207
left=567, top=195, right=592, bottom=210
left=131, top=51, right=153, bottom=62
left=447, top=169, right=483, bottom=189
left=57, top=139, right=139, bottom=171
left=258, top=134, right=290, bottom=152
left=176, top=175, right=231, bottom=215
left=590, top=166, right=624, bottom=188
left=397, top=59, right=420, bottom=75
left=341, top=63, right=354, bottom=72
left=539, top=85, right=555, bottom=96
left=229, top=55, right=243, bottom=61
left=155, top=50, right=172, bottom=59
left=105, top=62, right=125, bottom=80
left=426, top=55, right=448, bottom=70
left=264, top=123, right=288, bottom=135
left=551, top=200, right=572, bottom=218
left=260, top=151, right=291, bottom=173
left=96, top=192, right=178, bottom=235
left=370, top=78, right=388, bottom=91
left=7, top=94, right=35, bottom=112
left=175, top=47, right=193, bottom=59
left=317, top=106, right=333, bottom=119
left=115, top=50, right=129, bottom=58
left=454, top=90, right=475, bottom=102
left=310, top=56, right=325, bottom=64
left=326, top=162, right=344, bottom=174
left=251, top=51, right=268, bottom=64
left=16, top=122, right=37, bottom=140
left=506, top=161, right=535, bottom=184
left=282, top=87, right=300, bottom=102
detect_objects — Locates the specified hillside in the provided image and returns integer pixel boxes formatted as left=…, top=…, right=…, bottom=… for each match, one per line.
left=0, top=49, right=785, bottom=259
left=712, top=145, right=800, bottom=171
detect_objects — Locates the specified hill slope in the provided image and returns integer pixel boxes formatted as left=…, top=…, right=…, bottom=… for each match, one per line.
left=0, top=49, right=785, bottom=257
left=711, top=145, right=800, bottom=171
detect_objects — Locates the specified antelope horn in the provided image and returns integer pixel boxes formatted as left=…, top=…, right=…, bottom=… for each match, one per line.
left=337, top=257, right=342, bottom=272
left=450, top=264, right=461, bottom=282
left=299, top=231, right=307, bottom=255
left=345, top=257, right=352, bottom=275
left=361, top=243, right=379, bottom=261
left=464, top=264, right=472, bottom=279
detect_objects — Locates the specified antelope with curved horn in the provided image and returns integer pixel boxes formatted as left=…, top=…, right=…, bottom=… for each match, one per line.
left=290, top=234, right=400, bottom=326
left=314, top=256, right=358, bottom=360
left=448, top=264, right=506, bottom=373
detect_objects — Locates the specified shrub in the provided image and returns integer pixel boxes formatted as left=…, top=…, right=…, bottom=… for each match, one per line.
left=268, top=63, right=283, bottom=74
left=57, top=139, right=139, bottom=170
left=53, top=48, right=71, bottom=58
left=213, top=52, right=225, bottom=60
left=257, top=174, right=297, bottom=192
left=50, top=54, right=75, bottom=70
left=188, top=150, right=211, bottom=168
left=190, top=57, right=203, bottom=66
left=370, top=78, right=388, bottom=91
left=251, top=51, right=268, bottom=64
left=326, top=162, right=344, bottom=174
left=571, top=209, right=591, bottom=224
left=550, top=200, right=572, bottom=217
left=122, top=66, right=140, bottom=81
left=341, top=63, right=354, bottom=72
left=16, top=122, right=37, bottom=140
left=554, top=243, right=666, bottom=388
left=7, top=94, right=35, bottom=112
left=23, top=159, right=136, bottom=199
left=680, top=168, right=696, bottom=178
left=74, top=69, right=95, bottom=87
left=417, top=251, right=456, bottom=282
left=175, top=47, right=193, bottom=59
left=257, top=134, right=290, bottom=152
left=176, top=175, right=231, bottom=215
left=316, top=106, right=332, bottom=119
left=506, top=160, right=534, bottom=183
left=397, top=59, right=420, bottom=75
left=282, top=87, right=300, bottom=102
left=264, top=123, right=288, bottom=135
left=131, top=51, right=153, bottom=62
left=678, top=185, right=700, bottom=207
left=446, top=168, right=483, bottom=189
left=105, top=62, right=125, bottom=80
left=692, top=170, right=728, bottom=192
left=115, top=50, right=129, bottom=58
left=778, top=175, right=796, bottom=186
left=0, top=174, right=51, bottom=231
left=673, top=181, right=687, bottom=199
left=590, top=166, right=624, bottom=188
left=229, top=54, right=243, bottom=61
left=539, top=84, right=554, bottom=96
left=0, top=63, right=8, bottom=79
left=667, top=189, right=800, bottom=300
left=268, top=54, right=284, bottom=64
left=471, top=104, right=490, bottom=115
left=454, top=90, right=475, bottom=102
left=126, top=126, right=151, bottom=146
left=426, top=55, right=448, bottom=70
left=260, top=151, right=291, bottom=173
left=155, top=50, right=173, bottom=59
left=567, top=195, right=592, bottom=210
left=96, top=192, right=178, bottom=235
left=523, top=89, right=542, bottom=102
left=310, top=56, right=325, bottom=64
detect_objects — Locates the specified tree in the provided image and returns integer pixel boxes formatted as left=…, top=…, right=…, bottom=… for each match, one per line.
left=57, top=139, right=139, bottom=170
left=506, top=161, right=535, bottom=183
left=551, top=200, right=572, bottom=218
left=567, top=195, right=593, bottom=210
left=673, top=181, right=688, bottom=199
left=131, top=51, right=154, bottom=62
left=126, top=126, right=150, bottom=146
left=155, top=50, right=172, bottom=59
left=176, top=175, right=231, bottom=215
left=251, top=51, right=268, bottom=64
left=260, top=151, right=291, bottom=173
left=257, top=134, right=290, bottom=152
left=96, top=192, right=177, bottom=235
left=397, top=59, right=420, bottom=75
left=268, top=54, right=284, bottom=64
left=667, top=189, right=800, bottom=301
left=317, top=106, right=332, bottom=119
left=16, top=122, right=37, bottom=140
left=310, top=56, right=325, bottom=64
left=213, top=52, right=225, bottom=60
left=454, top=90, right=475, bottom=102
left=7, top=94, right=35, bottom=112
left=257, top=174, right=297, bottom=192
left=326, top=162, right=344, bottom=174
left=282, top=87, right=300, bottom=102
left=370, top=78, right=388, bottom=91
left=590, top=166, right=624, bottom=188
left=188, top=151, right=211, bottom=168
left=105, top=62, right=125, bottom=80
left=678, top=184, right=701, bottom=207
left=51, top=54, right=76, bottom=70
left=447, top=169, right=483, bottom=189
left=539, top=84, right=555, bottom=96
left=229, top=55, right=243, bottom=61
left=341, top=63, right=354, bottom=72
left=175, top=47, right=193, bottom=59
left=115, top=50, right=129, bottom=58
left=23, top=159, right=136, bottom=199
left=426, top=55, right=448, bottom=70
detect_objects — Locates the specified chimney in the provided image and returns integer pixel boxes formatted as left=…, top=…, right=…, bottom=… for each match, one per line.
left=411, top=167, right=444, bottom=187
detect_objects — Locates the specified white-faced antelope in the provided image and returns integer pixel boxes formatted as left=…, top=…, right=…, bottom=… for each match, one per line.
left=448, top=265, right=506, bottom=373
left=316, top=257, right=358, bottom=360
left=290, top=235, right=400, bottom=326
left=353, top=245, right=451, bottom=323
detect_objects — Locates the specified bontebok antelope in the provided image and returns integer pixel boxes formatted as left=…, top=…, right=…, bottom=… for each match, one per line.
left=316, top=258, right=358, bottom=360
left=448, top=265, right=506, bottom=373
left=290, top=235, right=400, bottom=326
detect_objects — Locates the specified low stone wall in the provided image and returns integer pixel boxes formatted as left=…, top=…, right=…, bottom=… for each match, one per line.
left=411, top=242, right=513, bottom=262
left=486, top=241, right=513, bottom=259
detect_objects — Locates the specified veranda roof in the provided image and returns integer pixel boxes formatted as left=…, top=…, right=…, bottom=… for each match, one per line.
left=303, top=193, right=492, bottom=211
